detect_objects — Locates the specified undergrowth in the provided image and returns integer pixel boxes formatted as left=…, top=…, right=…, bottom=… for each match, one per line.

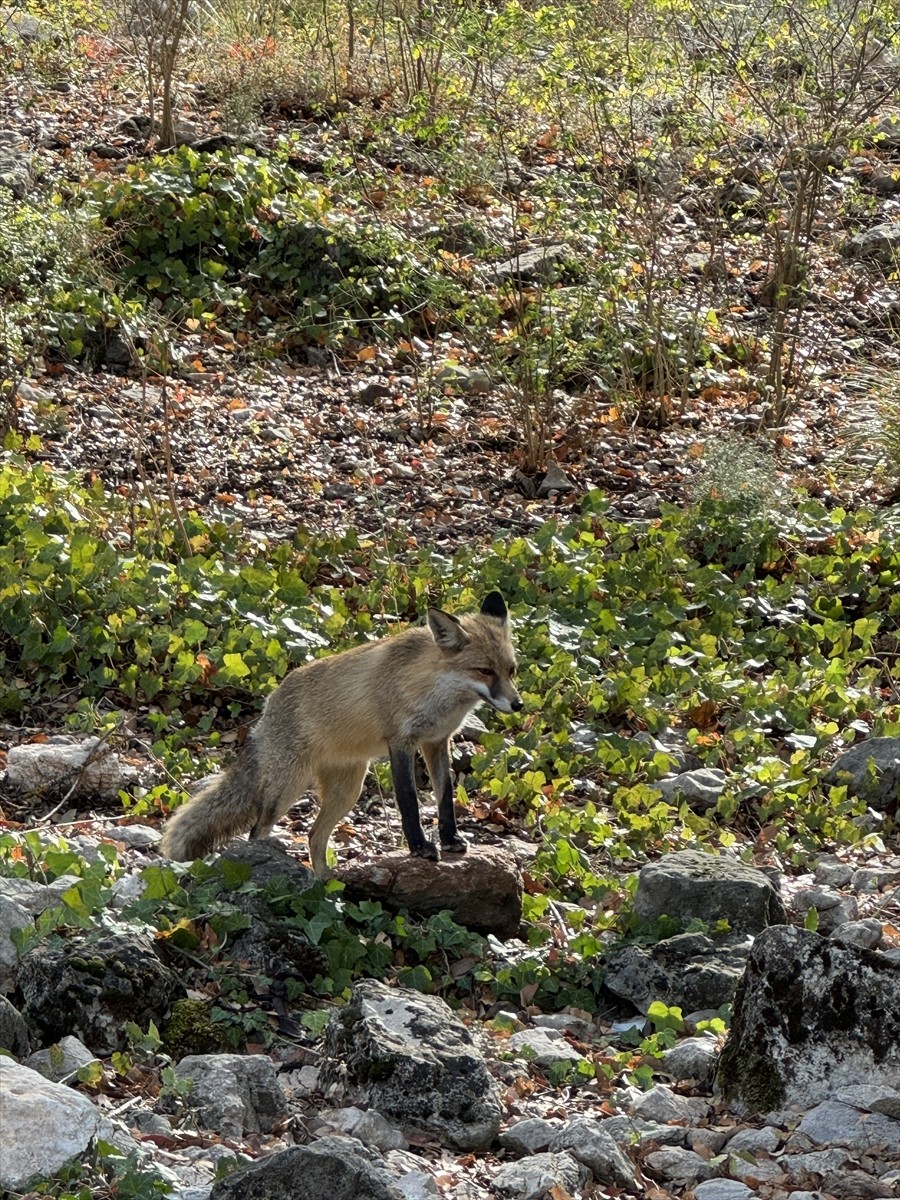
left=1, top=456, right=898, bottom=1020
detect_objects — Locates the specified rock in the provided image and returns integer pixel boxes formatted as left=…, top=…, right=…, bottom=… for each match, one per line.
left=114, top=824, right=161, bottom=849
left=824, top=738, right=900, bottom=812
left=843, top=227, right=900, bottom=268
left=507, top=1028, right=588, bottom=1069
left=645, top=1146, right=714, bottom=1186
left=535, top=462, right=576, bottom=498
left=210, top=840, right=325, bottom=990
left=794, top=886, right=859, bottom=932
left=631, top=1084, right=704, bottom=1124
left=660, top=1034, right=720, bottom=1085
left=726, top=1125, right=781, bottom=1153
left=0, top=875, right=85, bottom=991
left=317, top=1105, right=408, bottom=1151
left=172, top=1054, right=287, bottom=1137
left=693, top=1182, right=756, bottom=1200
left=6, top=737, right=124, bottom=799
left=851, top=866, right=900, bottom=891
left=0, top=7, right=56, bottom=41
left=815, top=856, right=853, bottom=887
left=0, top=1059, right=103, bottom=1190
left=17, top=928, right=185, bottom=1054
left=434, top=364, right=491, bottom=394
left=499, top=1117, right=562, bottom=1154
left=26, top=1035, right=100, bottom=1082
left=209, top=1138, right=405, bottom=1200
left=834, top=1083, right=900, bottom=1119
left=656, top=768, right=727, bottom=809
left=716, top=925, right=900, bottom=1112
left=489, top=244, right=568, bottom=284
left=548, top=1116, right=637, bottom=1187
left=633, top=850, right=786, bottom=932
left=531, top=1012, right=595, bottom=1039
left=830, top=919, right=884, bottom=950
left=603, top=930, right=753, bottom=1012
left=0, top=994, right=30, bottom=1056
left=491, top=1151, right=591, bottom=1199
left=600, top=1114, right=687, bottom=1147
left=321, top=979, right=501, bottom=1151
left=793, top=1099, right=900, bottom=1150
left=337, top=846, right=522, bottom=940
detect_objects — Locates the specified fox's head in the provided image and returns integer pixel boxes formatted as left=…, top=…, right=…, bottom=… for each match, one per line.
left=428, top=592, right=523, bottom=714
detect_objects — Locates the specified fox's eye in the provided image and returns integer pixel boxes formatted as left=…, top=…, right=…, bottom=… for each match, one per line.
left=476, top=668, right=496, bottom=678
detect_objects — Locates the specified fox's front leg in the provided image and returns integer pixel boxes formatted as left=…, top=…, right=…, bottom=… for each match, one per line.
left=421, top=738, right=467, bottom=856
left=389, top=744, right=438, bottom=860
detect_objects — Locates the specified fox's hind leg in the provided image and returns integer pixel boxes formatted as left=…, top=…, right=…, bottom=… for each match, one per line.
left=248, top=752, right=315, bottom=842
left=309, top=761, right=369, bottom=876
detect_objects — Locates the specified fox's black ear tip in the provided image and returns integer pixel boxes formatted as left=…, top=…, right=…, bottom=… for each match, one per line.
left=481, top=591, right=508, bottom=620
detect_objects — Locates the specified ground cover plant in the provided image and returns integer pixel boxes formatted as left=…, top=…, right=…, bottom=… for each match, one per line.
left=1, top=0, right=900, bottom=1194
left=2, top=456, right=898, bottom=993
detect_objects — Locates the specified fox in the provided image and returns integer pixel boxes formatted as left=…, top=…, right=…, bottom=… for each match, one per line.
left=159, top=591, right=522, bottom=875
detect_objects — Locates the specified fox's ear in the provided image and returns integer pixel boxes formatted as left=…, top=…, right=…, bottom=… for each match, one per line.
left=428, top=608, right=470, bottom=651
left=481, top=591, right=508, bottom=623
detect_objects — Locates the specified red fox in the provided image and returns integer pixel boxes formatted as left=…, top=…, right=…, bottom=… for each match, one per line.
left=160, top=592, right=522, bottom=875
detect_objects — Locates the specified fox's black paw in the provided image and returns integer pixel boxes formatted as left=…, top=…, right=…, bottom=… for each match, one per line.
left=410, top=840, right=440, bottom=861
left=441, top=835, right=468, bottom=856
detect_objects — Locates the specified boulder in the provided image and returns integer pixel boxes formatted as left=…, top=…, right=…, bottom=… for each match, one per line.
left=717, top=925, right=900, bottom=1111
left=603, top=930, right=753, bottom=1012
left=633, top=850, right=786, bottom=932
left=6, top=737, right=124, bottom=799
left=0, top=1059, right=102, bottom=1190
left=337, top=845, right=522, bottom=940
left=209, top=1138, right=405, bottom=1200
left=17, top=928, right=185, bottom=1054
left=321, top=979, right=501, bottom=1150
left=824, top=737, right=900, bottom=812
left=172, top=1053, right=287, bottom=1137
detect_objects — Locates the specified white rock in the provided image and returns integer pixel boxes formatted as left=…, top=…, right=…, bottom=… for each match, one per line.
left=26, top=1035, right=100, bottom=1082
left=6, top=738, right=124, bottom=799
left=508, top=1028, right=587, bottom=1068
left=726, top=1125, right=781, bottom=1154
left=693, top=1182, right=756, bottom=1200
left=0, top=1059, right=102, bottom=1189
left=632, top=1083, right=703, bottom=1123
left=499, top=1116, right=561, bottom=1154
left=318, top=1105, right=408, bottom=1151
left=645, top=1146, right=714, bottom=1186
left=492, top=1151, right=590, bottom=1199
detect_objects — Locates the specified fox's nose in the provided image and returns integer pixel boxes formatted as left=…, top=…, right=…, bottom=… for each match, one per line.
left=511, top=697, right=524, bottom=712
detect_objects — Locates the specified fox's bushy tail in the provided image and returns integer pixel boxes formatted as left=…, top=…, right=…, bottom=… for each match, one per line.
left=160, top=743, right=261, bottom=861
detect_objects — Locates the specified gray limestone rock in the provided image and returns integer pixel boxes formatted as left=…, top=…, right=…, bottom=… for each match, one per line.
left=717, top=925, right=900, bottom=1112
left=209, top=1138, right=404, bottom=1200
left=824, top=738, right=900, bottom=809
left=548, top=1116, right=637, bottom=1187
left=603, top=930, right=753, bottom=1013
left=499, top=1117, right=561, bottom=1154
left=172, top=1053, right=288, bottom=1138
left=0, top=1059, right=102, bottom=1190
left=491, top=1151, right=591, bottom=1199
left=321, top=980, right=501, bottom=1151
left=17, top=928, right=185, bottom=1054
left=633, top=850, right=786, bottom=932
left=0, top=993, right=30, bottom=1056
